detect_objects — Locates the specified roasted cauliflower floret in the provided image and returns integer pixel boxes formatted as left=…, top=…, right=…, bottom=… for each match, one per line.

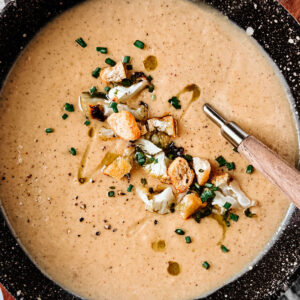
left=107, top=111, right=141, bottom=141
left=177, top=193, right=207, bottom=219
left=167, top=157, right=194, bottom=193
left=193, top=157, right=211, bottom=186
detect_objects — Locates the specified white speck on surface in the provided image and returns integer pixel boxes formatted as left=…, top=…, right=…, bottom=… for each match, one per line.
left=246, top=27, right=254, bottom=36
left=288, top=38, right=294, bottom=44
left=249, top=266, right=253, bottom=270
left=17, top=290, right=22, bottom=296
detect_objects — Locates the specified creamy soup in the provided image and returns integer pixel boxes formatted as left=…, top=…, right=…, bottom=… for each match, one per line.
left=0, top=0, right=298, bottom=299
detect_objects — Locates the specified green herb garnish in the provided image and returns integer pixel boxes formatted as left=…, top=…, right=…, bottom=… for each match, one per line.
left=84, top=119, right=91, bottom=126
left=45, top=128, right=53, bottom=133
left=202, top=261, right=210, bottom=269
left=105, top=58, right=116, bottom=66
left=75, top=37, right=87, bottom=48
left=246, top=165, right=254, bottom=174
left=200, top=189, right=215, bottom=203
left=62, top=113, right=68, bottom=120
left=133, top=40, right=145, bottom=49
left=141, top=178, right=147, bottom=185
left=226, top=162, right=236, bottom=170
left=122, top=78, right=132, bottom=87
left=69, top=147, right=77, bottom=156
left=64, top=103, right=74, bottom=112
left=185, top=236, right=192, bottom=243
left=92, top=67, right=101, bottom=78
left=136, top=151, right=146, bottom=166
left=96, top=47, right=107, bottom=54
left=168, top=96, right=181, bottom=109
left=123, top=56, right=130, bottom=63
left=204, top=183, right=213, bottom=188
left=184, top=154, right=193, bottom=162
left=216, top=156, right=226, bottom=167
left=127, top=184, right=134, bottom=192
left=108, top=191, right=115, bottom=197
left=244, top=208, right=256, bottom=218
left=230, top=213, right=239, bottom=222
left=233, top=147, right=238, bottom=153
left=148, top=85, right=154, bottom=93
left=109, top=102, right=118, bottom=113
left=199, top=169, right=204, bottom=173
left=89, top=86, right=97, bottom=95
left=221, top=245, right=229, bottom=253
left=223, top=202, right=232, bottom=210
left=175, top=229, right=185, bottom=235
left=104, top=86, right=111, bottom=93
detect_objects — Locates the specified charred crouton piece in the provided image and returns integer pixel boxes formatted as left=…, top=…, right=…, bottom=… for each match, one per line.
left=193, top=157, right=211, bottom=186
left=100, top=61, right=127, bottom=84
left=211, top=173, right=229, bottom=187
left=89, top=104, right=106, bottom=121
left=107, top=111, right=141, bottom=141
left=147, top=116, right=177, bottom=137
left=177, top=193, right=207, bottom=219
left=167, top=157, right=194, bottom=193
left=103, top=156, right=132, bottom=179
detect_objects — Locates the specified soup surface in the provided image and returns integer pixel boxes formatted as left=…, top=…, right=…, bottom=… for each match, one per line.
left=0, top=0, right=298, bottom=299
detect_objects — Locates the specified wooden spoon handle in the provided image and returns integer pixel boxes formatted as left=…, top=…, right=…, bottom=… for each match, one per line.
left=238, top=135, right=300, bottom=208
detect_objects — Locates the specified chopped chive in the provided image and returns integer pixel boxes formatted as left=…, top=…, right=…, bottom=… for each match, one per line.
left=244, top=208, right=256, bottom=218
left=62, top=113, right=68, bottom=120
left=136, top=152, right=146, bottom=166
left=89, top=86, right=97, bottom=95
left=126, top=64, right=133, bottom=70
left=84, top=119, right=91, bottom=126
left=212, top=186, right=219, bottom=191
left=122, top=78, right=132, bottom=87
left=105, top=58, right=116, bottom=66
left=141, top=178, right=147, bottom=185
left=127, top=184, right=134, bottom=192
left=202, top=261, right=210, bottom=269
left=75, top=37, right=87, bottom=48
left=223, top=202, right=232, bottom=210
left=151, top=94, right=156, bottom=101
left=230, top=213, right=239, bottom=222
left=96, top=47, right=107, bottom=54
left=92, top=67, right=101, bottom=78
left=246, top=165, right=254, bottom=174
left=233, top=147, right=238, bottom=153
left=123, top=56, right=131, bottom=63
left=147, top=75, right=153, bottom=82
left=109, top=102, right=118, bottom=113
left=45, top=128, right=53, bottom=133
left=184, top=154, right=193, bottom=162
left=133, top=40, right=145, bottom=49
left=226, top=162, right=236, bottom=170
left=108, top=191, right=115, bottom=197
left=199, top=169, right=204, bottom=173
left=168, top=96, right=181, bottom=109
left=69, top=147, right=76, bottom=156
left=175, top=229, right=185, bottom=235
left=64, top=103, right=74, bottom=112
left=104, top=86, right=111, bottom=93
left=194, top=183, right=201, bottom=190
left=154, top=158, right=158, bottom=164
left=204, top=183, right=213, bottom=188
left=221, top=245, right=229, bottom=253
left=185, top=236, right=192, bottom=243
left=201, top=189, right=215, bottom=203
left=148, top=85, right=154, bottom=93
left=216, top=156, right=227, bottom=167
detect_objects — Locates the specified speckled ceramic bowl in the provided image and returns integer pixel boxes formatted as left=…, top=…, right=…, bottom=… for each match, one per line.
left=0, top=0, right=299, bottom=299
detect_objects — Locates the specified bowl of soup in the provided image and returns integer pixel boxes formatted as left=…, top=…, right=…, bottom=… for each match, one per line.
left=0, top=0, right=299, bottom=299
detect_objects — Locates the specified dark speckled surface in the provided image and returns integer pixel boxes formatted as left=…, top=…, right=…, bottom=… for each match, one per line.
left=0, top=0, right=299, bottom=299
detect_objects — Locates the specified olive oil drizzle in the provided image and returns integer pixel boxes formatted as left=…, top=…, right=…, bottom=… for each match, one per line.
left=143, top=55, right=158, bottom=71
left=177, top=84, right=201, bottom=119
left=209, top=214, right=227, bottom=244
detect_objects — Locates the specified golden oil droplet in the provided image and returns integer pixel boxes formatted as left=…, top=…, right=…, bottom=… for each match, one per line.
left=143, top=55, right=158, bottom=71
left=167, top=261, right=180, bottom=276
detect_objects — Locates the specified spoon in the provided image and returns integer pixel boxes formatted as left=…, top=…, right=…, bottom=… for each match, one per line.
left=203, top=103, right=300, bottom=208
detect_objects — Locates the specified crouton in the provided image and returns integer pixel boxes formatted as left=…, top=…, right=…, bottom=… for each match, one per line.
left=167, top=157, right=194, bottom=192
left=193, top=157, right=211, bottom=185
left=100, top=61, right=127, bottom=84
left=147, top=116, right=177, bottom=137
left=211, top=173, right=229, bottom=187
left=107, top=111, right=141, bottom=141
left=139, top=124, right=148, bottom=135
left=177, top=193, right=207, bottom=219
left=103, top=156, right=132, bottom=179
